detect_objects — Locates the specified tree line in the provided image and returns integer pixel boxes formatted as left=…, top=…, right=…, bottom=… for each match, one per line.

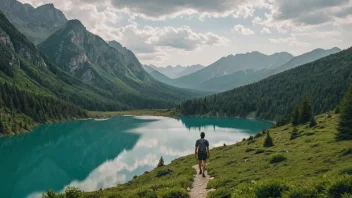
left=177, top=47, right=352, bottom=125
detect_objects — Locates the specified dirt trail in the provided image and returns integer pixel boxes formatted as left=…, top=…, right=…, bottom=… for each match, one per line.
left=189, top=165, right=215, bottom=198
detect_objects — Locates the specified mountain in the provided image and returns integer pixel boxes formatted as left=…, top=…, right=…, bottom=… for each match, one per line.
left=0, top=11, right=95, bottom=135
left=178, top=47, right=352, bottom=122
left=0, top=0, right=67, bottom=44
left=194, top=48, right=341, bottom=92
left=38, top=20, right=203, bottom=107
left=272, top=47, right=341, bottom=74
left=144, top=64, right=205, bottom=79
left=171, top=51, right=293, bottom=89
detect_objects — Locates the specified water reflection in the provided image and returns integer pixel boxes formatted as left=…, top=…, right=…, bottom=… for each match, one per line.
left=0, top=116, right=272, bottom=198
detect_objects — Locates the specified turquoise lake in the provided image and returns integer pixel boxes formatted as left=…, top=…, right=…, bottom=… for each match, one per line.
left=0, top=116, right=272, bottom=198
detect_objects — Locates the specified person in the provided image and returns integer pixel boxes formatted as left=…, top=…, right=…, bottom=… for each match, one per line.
left=195, top=132, right=209, bottom=177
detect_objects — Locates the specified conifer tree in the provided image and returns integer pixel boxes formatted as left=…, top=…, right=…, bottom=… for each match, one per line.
left=291, top=106, right=300, bottom=126
left=309, top=116, right=317, bottom=128
left=300, top=95, right=313, bottom=124
left=157, top=156, right=164, bottom=167
left=337, top=84, right=352, bottom=140
left=263, top=131, right=274, bottom=147
left=290, top=127, right=299, bottom=140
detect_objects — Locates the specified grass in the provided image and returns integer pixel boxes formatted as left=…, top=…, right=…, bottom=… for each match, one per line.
left=88, top=109, right=180, bottom=118
left=44, top=112, right=352, bottom=197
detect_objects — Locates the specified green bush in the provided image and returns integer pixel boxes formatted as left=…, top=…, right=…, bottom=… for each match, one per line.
left=290, top=127, right=299, bottom=140
left=255, top=180, right=288, bottom=198
left=339, top=167, right=352, bottom=175
left=136, top=189, right=157, bottom=198
left=208, top=187, right=232, bottom=198
left=245, top=148, right=255, bottom=152
left=282, top=186, right=318, bottom=198
left=342, top=193, right=352, bottom=198
left=328, top=176, right=352, bottom=198
left=160, top=187, right=189, bottom=198
left=65, top=187, right=82, bottom=198
left=342, top=148, right=352, bottom=156
left=156, top=169, right=172, bottom=178
left=309, top=117, right=317, bottom=127
left=247, top=136, right=254, bottom=141
left=254, top=132, right=263, bottom=139
left=270, top=154, right=287, bottom=164
left=255, top=149, right=265, bottom=154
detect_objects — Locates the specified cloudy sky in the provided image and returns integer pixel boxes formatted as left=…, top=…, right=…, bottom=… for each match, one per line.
left=20, top=0, right=352, bottom=67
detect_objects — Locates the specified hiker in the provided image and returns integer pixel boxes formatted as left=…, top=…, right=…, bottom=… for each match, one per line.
left=195, top=132, right=209, bottom=177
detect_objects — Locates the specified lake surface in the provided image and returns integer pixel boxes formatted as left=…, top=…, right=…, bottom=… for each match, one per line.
left=0, top=116, right=272, bottom=198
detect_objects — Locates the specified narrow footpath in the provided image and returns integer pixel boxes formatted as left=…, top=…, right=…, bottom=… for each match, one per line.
left=189, top=165, right=215, bottom=198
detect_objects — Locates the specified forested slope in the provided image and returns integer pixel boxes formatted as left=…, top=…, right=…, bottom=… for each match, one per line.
left=177, top=47, right=352, bottom=122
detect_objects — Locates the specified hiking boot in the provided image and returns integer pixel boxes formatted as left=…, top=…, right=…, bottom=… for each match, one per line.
left=199, top=169, right=202, bottom=174
left=202, top=173, right=206, bottom=177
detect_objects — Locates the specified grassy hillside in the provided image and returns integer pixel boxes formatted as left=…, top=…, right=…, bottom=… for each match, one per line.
left=178, top=47, right=352, bottom=123
left=45, top=112, right=352, bottom=197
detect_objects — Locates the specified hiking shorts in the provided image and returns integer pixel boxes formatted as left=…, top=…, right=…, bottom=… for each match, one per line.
left=198, top=152, right=207, bottom=161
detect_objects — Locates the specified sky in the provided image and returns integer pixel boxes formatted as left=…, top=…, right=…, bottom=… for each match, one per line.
left=19, top=0, right=352, bottom=67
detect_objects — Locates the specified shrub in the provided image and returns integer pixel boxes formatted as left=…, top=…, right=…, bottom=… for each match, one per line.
left=290, top=127, right=299, bottom=140
left=247, top=135, right=254, bottom=141
left=245, top=148, right=255, bottom=152
left=328, top=176, right=352, bottom=198
left=282, top=186, right=318, bottom=198
left=263, top=131, right=274, bottom=147
left=309, top=117, right=317, bottom=127
left=161, top=187, right=189, bottom=198
left=65, top=187, right=82, bottom=198
left=270, top=154, right=287, bottom=164
left=339, top=167, right=352, bottom=175
left=342, top=148, right=352, bottom=156
left=255, top=132, right=263, bottom=139
left=208, top=187, right=232, bottom=198
left=335, top=105, right=341, bottom=114
left=342, top=193, right=352, bottom=198
left=156, top=169, right=173, bottom=178
left=136, top=189, right=158, bottom=198
left=42, top=189, right=57, bottom=198
left=255, top=180, right=288, bottom=198
left=255, top=149, right=265, bottom=154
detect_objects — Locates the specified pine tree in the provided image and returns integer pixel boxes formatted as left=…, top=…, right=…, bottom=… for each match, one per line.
left=291, top=106, right=300, bottom=126
left=309, top=116, right=317, bottom=128
left=335, top=105, right=341, bottom=114
left=263, top=131, right=274, bottom=147
left=290, top=127, right=299, bottom=140
left=300, top=95, right=313, bottom=124
left=157, top=156, right=164, bottom=167
left=337, top=84, right=352, bottom=140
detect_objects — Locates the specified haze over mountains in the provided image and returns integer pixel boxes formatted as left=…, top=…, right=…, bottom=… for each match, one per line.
left=143, top=48, right=340, bottom=92
left=143, top=64, right=205, bottom=79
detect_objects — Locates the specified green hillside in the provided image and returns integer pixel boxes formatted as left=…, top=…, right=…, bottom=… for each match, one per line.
left=177, top=47, right=352, bottom=123
left=44, top=111, right=352, bottom=197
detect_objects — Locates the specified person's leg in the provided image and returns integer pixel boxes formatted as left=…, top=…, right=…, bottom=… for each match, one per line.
left=198, top=160, right=202, bottom=174
left=202, top=160, right=206, bottom=177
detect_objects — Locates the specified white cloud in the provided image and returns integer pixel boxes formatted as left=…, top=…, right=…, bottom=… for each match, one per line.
left=232, top=24, right=255, bottom=35
left=110, top=25, right=229, bottom=63
left=269, top=35, right=310, bottom=47
left=261, top=27, right=272, bottom=34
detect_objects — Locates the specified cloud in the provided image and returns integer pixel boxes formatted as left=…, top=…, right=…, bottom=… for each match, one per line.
left=261, top=27, right=271, bottom=34
left=269, top=35, right=310, bottom=47
left=232, top=25, right=255, bottom=35
left=111, top=25, right=229, bottom=63
left=109, top=0, right=268, bottom=19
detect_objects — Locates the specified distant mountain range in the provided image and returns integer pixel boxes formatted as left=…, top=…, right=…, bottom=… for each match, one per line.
left=146, top=48, right=340, bottom=92
left=178, top=47, right=352, bottom=122
left=0, top=0, right=67, bottom=44
left=143, top=64, right=205, bottom=79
